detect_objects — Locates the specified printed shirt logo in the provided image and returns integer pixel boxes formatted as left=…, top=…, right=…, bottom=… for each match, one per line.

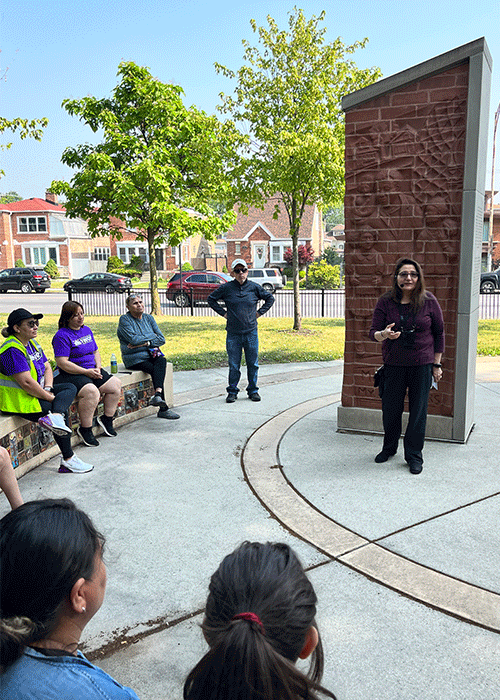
left=74, top=334, right=93, bottom=347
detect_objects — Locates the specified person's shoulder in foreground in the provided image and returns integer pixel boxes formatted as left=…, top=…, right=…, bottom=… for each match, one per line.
left=1, top=647, right=140, bottom=700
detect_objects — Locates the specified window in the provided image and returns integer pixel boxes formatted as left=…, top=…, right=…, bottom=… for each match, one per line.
left=24, top=246, right=58, bottom=266
left=271, top=245, right=281, bottom=262
left=235, top=242, right=241, bottom=254
left=19, top=216, right=47, bottom=233
left=483, top=221, right=490, bottom=242
left=93, top=247, right=110, bottom=261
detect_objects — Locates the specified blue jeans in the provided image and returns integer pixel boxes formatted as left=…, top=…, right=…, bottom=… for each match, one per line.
left=226, top=330, right=259, bottom=395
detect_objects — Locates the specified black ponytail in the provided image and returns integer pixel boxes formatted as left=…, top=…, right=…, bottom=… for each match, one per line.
left=184, top=542, right=337, bottom=700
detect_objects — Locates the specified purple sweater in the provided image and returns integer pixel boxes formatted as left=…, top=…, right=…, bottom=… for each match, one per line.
left=369, top=293, right=444, bottom=366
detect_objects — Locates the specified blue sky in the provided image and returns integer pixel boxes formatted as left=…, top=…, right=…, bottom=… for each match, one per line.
left=2, top=0, right=500, bottom=200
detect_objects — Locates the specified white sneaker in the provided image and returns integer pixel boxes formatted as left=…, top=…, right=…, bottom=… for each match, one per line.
left=38, top=412, right=72, bottom=436
left=59, top=454, right=94, bottom=474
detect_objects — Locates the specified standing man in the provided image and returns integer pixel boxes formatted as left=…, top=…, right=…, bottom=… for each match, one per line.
left=208, top=259, right=275, bottom=403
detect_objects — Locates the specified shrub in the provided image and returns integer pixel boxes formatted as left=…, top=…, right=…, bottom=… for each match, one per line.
left=222, top=265, right=228, bottom=273
left=181, top=262, right=193, bottom=271
left=107, top=256, right=123, bottom=273
left=15, top=259, right=25, bottom=267
left=128, top=255, right=144, bottom=271
left=306, top=260, right=341, bottom=289
left=44, top=259, right=59, bottom=278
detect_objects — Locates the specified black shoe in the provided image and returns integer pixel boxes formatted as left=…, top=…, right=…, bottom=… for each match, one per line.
left=409, top=461, right=423, bottom=474
left=226, top=393, right=237, bottom=403
left=157, top=408, right=180, bottom=419
left=148, top=393, right=168, bottom=409
left=374, top=449, right=396, bottom=463
left=249, top=392, right=261, bottom=402
left=77, top=426, right=100, bottom=447
left=97, top=415, right=117, bottom=437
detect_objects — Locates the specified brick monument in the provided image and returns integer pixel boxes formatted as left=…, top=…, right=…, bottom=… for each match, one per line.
left=338, top=38, right=491, bottom=442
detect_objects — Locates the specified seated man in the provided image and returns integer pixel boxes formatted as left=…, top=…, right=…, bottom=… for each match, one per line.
left=117, top=295, right=179, bottom=420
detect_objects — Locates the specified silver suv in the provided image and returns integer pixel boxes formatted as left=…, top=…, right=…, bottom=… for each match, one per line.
left=247, top=268, right=284, bottom=292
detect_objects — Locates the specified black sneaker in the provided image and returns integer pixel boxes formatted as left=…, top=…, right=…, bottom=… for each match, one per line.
left=97, top=415, right=117, bottom=437
left=409, top=461, right=423, bottom=474
left=157, top=408, right=180, bottom=419
left=148, top=393, right=168, bottom=409
left=77, top=426, right=100, bottom=447
left=249, top=392, right=261, bottom=402
left=226, top=393, right=237, bottom=403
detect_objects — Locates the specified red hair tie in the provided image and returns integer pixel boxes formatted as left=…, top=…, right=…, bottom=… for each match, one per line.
left=232, top=612, right=266, bottom=635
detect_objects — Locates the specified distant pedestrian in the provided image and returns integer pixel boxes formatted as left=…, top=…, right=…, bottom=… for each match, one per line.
left=208, top=259, right=274, bottom=402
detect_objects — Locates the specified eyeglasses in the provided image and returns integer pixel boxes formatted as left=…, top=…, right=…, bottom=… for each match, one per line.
left=234, top=268, right=247, bottom=273
left=26, top=320, right=40, bottom=328
left=398, top=272, right=419, bottom=279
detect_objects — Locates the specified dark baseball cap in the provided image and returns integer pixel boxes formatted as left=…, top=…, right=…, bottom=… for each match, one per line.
left=7, top=308, right=44, bottom=327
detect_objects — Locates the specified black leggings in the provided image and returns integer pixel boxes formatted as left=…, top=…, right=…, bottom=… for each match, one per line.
left=128, top=357, right=167, bottom=403
left=23, top=382, right=77, bottom=460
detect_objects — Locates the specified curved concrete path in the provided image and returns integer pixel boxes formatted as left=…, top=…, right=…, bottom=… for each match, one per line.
left=3, top=358, right=499, bottom=700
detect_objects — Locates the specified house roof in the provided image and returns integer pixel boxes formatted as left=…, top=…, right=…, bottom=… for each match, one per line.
left=226, top=197, right=316, bottom=241
left=1, top=198, right=66, bottom=213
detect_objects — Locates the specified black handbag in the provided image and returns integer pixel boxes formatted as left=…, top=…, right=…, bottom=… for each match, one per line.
left=374, top=365, right=385, bottom=398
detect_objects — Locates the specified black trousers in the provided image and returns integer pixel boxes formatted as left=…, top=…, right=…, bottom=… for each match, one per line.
left=381, top=364, right=433, bottom=465
left=128, top=356, right=168, bottom=404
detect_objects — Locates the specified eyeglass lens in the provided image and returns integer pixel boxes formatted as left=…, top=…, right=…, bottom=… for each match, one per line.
left=398, top=272, right=418, bottom=278
left=27, top=320, right=39, bottom=327
left=235, top=268, right=247, bottom=273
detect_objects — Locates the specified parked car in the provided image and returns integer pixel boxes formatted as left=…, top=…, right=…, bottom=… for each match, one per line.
left=64, top=272, right=132, bottom=294
left=0, top=267, right=51, bottom=293
left=480, top=268, right=500, bottom=293
left=247, top=268, right=284, bottom=292
left=166, top=271, right=232, bottom=307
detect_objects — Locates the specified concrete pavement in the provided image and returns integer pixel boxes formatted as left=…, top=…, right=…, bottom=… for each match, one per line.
left=2, top=358, right=499, bottom=700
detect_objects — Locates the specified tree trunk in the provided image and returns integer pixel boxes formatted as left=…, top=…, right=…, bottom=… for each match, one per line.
left=147, top=229, right=162, bottom=315
left=291, top=229, right=301, bottom=331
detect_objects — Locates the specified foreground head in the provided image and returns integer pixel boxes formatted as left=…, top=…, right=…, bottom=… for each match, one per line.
left=0, top=498, right=105, bottom=670
left=391, top=257, right=427, bottom=309
left=1, top=308, right=43, bottom=340
left=184, top=541, right=336, bottom=700
left=126, top=294, right=145, bottom=318
left=58, top=301, right=85, bottom=330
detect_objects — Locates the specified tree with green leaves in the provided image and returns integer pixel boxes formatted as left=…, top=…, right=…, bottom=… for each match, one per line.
left=0, top=191, right=22, bottom=203
left=0, top=118, right=48, bottom=178
left=216, top=8, right=381, bottom=329
left=51, top=62, right=241, bottom=313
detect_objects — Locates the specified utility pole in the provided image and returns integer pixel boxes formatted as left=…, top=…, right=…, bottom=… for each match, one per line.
left=486, top=103, right=500, bottom=271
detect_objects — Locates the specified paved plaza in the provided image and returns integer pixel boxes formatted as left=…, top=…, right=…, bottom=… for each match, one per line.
left=2, top=358, right=499, bottom=700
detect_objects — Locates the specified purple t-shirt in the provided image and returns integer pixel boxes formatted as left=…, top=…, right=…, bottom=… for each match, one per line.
left=52, top=326, right=98, bottom=369
left=0, top=340, right=48, bottom=384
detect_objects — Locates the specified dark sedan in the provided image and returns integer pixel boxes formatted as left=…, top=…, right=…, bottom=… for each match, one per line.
left=64, top=272, right=133, bottom=294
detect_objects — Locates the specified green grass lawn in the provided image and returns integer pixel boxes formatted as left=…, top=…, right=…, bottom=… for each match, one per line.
left=22, top=316, right=500, bottom=372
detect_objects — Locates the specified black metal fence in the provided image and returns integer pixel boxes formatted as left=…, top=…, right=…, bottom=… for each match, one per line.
left=67, top=288, right=499, bottom=320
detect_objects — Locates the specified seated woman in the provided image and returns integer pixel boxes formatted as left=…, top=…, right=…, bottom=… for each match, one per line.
left=184, top=541, right=337, bottom=700
left=0, top=498, right=140, bottom=699
left=0, top=446, right=23, bottom=510
left=53, top=302, right=122, bottom=447
left=117, top=294, right=179, bottom=419
left=0, top=308, right=93, bottom=474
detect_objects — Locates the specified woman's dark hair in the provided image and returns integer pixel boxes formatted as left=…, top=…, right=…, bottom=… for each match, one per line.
left=0, top=498, right=104, bottom=671
left=184, top=541, right=337, bottom=700
left=58, top=301, right=84, bottom=329
left=387, top=257, right=428, bottom=312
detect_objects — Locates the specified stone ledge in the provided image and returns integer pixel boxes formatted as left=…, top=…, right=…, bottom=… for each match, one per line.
left=0, top=363, right=173, bottom=480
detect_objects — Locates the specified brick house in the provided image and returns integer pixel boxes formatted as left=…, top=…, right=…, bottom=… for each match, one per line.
left=225, top=197, right=324, bottom=270
left=0, top=193, right=220, bottom=277
left=483, top=190, right=500, bottom=269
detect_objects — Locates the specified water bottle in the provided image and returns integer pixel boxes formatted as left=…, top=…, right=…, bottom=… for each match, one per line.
left=110, top=353, right=118, bottom=374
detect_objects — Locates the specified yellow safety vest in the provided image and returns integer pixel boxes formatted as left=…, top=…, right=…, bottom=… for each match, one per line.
left=0, top=335, right=43, bottom=414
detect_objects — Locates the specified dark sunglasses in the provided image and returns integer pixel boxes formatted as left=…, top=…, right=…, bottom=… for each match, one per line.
left=234, top=267, right=247, bottom=273
left=26, top=320, right=40, bottom=328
